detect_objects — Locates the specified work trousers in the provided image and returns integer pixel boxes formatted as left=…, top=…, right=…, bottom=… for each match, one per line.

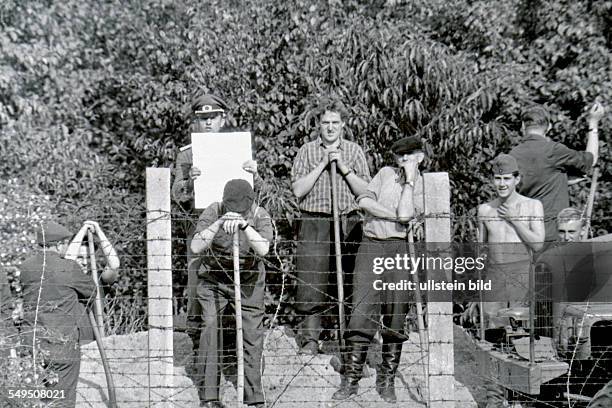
left=40, top=332, right=81, bottom=407
left=294, top=212, right=361, bottom=345
left=195, top=269, right=265, bottom=405
left=185, top=234, right=203, bottom=347
left=346, top=238, right=414, bottom=344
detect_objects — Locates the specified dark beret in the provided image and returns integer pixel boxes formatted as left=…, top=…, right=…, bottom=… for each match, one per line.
left=36, top=221, right=72, bottom=245
left=222, top=179, right=255, bottom=214
left=191, top=93, right=228, bottom=115
left=491, top=153, right=519, bottom=175
left=391, top=136, right=423, bottom=155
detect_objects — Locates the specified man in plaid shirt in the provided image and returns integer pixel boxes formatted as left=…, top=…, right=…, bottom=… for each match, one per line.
left=291, top=99, right=371, bottom=354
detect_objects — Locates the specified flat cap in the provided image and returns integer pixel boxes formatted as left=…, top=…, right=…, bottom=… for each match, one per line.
left=391, top=136, right=423, bottom=155
left=491, top=153, right=519, bottom=175
left=191, top=93, right=228, bottom=115
left=36, top=221, right=72, bottom=245
left=222, top=179, right=255, bottom=214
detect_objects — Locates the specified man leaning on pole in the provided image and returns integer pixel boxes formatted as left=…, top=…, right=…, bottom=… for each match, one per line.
left=291, top=98, right=371, bottom=355
left=191, top=179, right=272, bottom=408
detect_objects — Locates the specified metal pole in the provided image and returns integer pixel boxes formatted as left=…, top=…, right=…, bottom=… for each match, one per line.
left=476, top=226, right=486, bottom=341
left=582, top=166, right=599, bottom=240
left=406, top=228, right=429, bottom=400
left=330, top=161, right=345, bottom=347
left=528, top=249, right=535, bottom=365
left=87, top=229, right=105, bottom=337
left=88, top=309, right=117, bottom=407
left=233, top=230, right=245, bottom=404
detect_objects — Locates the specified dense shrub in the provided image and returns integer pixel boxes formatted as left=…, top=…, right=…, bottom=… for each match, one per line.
left=1, top=0, right=610, bottom=334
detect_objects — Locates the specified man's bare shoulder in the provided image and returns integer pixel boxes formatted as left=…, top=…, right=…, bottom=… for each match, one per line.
left=478, top=199, right=500, bottom=215
left=516, top=194, right=543, bottom=211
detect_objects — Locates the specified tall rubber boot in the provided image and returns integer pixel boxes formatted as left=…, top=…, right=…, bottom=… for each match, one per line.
left=377, top=342, right=403, bottom=403
left=331, top=341, right=368, bottom=400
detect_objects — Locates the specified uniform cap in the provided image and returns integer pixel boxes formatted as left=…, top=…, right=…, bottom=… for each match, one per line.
left=391, top=136, right=423, bottom=155
left=191, top=93, right=228, bottom=115
left=36, top=221, right=72, bottom=245
left=491, top=153, right=519, bottom=175
left=222, top=179, right=255, bottom=214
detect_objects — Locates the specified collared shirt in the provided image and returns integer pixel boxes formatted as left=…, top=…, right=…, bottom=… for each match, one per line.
left=291, top=137, right=371, bottom=214
left=510, top=134, right=593, bottom=241
left=358, top=166, right=424, bottom=240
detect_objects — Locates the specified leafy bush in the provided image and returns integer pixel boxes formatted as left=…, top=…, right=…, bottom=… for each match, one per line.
left=1, top=0, right=610, bottom=336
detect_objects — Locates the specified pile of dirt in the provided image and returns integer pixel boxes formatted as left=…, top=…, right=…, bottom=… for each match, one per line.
left=76, top=327, right=477, bottom=407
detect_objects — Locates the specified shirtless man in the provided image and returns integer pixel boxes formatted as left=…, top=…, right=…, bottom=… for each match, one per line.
left=477, top=153, right=545, bottom=328
left=477, top=153, right=545, bottom=408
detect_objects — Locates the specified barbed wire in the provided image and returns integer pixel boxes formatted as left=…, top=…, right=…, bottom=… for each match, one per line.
left=1, top=210, right=611, bottom=407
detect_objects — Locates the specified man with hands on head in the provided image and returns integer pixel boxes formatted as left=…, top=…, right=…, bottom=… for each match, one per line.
left=65, top=220, right=120, bottom=284
left=172, top=93, right=259, bottom=366
left=191, top=179, right=272, bottom=408
left=332, top=136, right=425, bottom=403
left=64, top=220, right=120, bottom=345
left=291, top=98, right=371, bottom=355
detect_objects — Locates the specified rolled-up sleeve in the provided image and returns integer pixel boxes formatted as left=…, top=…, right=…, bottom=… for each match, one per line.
left=551, top=143, right=594, bottom=173
left=194, top=203, right=220, bottom=235
left=357, top=168, right=384, bottom=203
left=351, top=146, right=372, bottom=182
left=254, top=208, right=274, bottom=243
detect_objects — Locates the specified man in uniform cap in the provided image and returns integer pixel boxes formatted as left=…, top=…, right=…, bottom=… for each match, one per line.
left=509, top=102, right=604, bottom=241
left=18, top=221, right=97, bottom=407
left=333, top=135, right=425, bottom=402
left=476, top=153, right=545, bottom=407
left=190, top=179, right=273, bottom=407
left=172, top=93, right=259, bottom=364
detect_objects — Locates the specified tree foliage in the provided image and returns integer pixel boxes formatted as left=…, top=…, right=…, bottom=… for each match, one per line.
left=1, top=0, right=610, bottom=330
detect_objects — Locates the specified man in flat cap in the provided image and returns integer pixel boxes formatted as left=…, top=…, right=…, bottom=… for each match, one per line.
left=476, top=154, right=545, bottom=407
left=291, top=98, right=371, bottom=355
left=191, top=179, right=273, bottom=408
left=17, top=221, right=108, bottom=407
left=172, top=92, right=259, bottom=364
left=509, top=102, right=604, bottom=242
left=332, top=135, right=424, bottom=402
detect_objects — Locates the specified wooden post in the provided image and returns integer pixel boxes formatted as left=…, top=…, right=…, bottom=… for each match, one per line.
left=146, top=168, right=174, bottom=407
left=233, top=230, right=245, bottom=403
left=423, top=172, right=454, bottom=408
left=87, top=229, right=105, bottom=337
left=330, top=161, right=345, bottom=346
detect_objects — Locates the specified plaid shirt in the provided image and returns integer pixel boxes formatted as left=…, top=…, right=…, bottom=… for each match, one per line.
left=291, top=137, right=371, bottom=214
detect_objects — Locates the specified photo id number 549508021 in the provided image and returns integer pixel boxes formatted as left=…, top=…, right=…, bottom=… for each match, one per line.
left=7, top=388, right=65, bottom=399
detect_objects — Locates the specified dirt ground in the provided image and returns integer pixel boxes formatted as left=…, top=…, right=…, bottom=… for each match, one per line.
left=77, top=327, right=478, bottom=407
